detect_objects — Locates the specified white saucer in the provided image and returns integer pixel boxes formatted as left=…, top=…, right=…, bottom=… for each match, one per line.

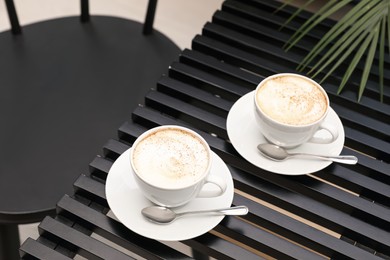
left=106, top=148, right=234, bottom=241
left=226, top=91, right=345, bottom=175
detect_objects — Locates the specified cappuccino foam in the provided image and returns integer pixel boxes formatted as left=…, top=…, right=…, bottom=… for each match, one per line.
left=132, top=128, right=209, bottom=189
left=256, top=75, right=327, bottom=125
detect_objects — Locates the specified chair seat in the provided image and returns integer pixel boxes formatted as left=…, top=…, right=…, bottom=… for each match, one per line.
left=0, top=15, right=180, bottom=223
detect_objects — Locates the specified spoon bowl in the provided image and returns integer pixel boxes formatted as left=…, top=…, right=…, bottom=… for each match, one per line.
left=142, top=205, right=248, bottom=224
left=257, top=143, right=358, bottom=165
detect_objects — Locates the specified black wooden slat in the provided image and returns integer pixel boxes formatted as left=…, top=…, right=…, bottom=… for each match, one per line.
left=131, top=106, right=191, bottom=130
left=169, top=61, right=250, bottom=99
left=117, top=121, right=149, bottom=145
left=73, top=175, right=106, bottom=200
left=343, top=125, right=389, bottom=162
left=182, top=233, right=263, bottom=260
left=38, top=217, right=134, bottom=260
left=102, top=139, right=130, bottom=160
left=330, top=103, right=389, bottom=144
left=56, top=195, right=191, bottom=260
left=73, top=174, right=107, bottom=204
left=144, top=90, right=227, bottom=138
left=337, top=148, right=390, bottom=184
left=228, top=163, right=390, bottom=255
left=192, top=33, right=291, bottom=76
left=156, top=76, right=232, bottom=117
left=20, top=238, right=72, bottom=260
left=201, top=21, right=301, bottom=68
left=233, top=194, right=382, bottom=260
left=228, top=0, right=338, bottom=30
left=291, top=174, right=390, bottom=229
left=212, top=9, right=296, bottom=49
left=180, top=49, right=261, bottom=87
left=313, top=162, right=390, bottom=207
left=216, top=216, right=325, bottom=260
left=88, top=156, right=113, bottom=181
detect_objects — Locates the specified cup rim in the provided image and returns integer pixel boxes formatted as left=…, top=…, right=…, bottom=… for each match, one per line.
left=130, top=125, right=212, bottom=190
left=254, top=73, right=330, bottom=128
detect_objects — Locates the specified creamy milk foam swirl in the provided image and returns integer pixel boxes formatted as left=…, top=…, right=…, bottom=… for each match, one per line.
left=132, top=128, right=209, bottom=189
left=256, top=75, right=327, bottom=125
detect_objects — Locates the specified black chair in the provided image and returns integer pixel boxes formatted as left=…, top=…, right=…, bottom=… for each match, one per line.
left=0, top=0, right=180, bottom=259
left=5, top=0, right=158, bottom=35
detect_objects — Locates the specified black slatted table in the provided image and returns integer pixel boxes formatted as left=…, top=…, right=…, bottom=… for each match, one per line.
left=20, top=0, right=389, bottom=259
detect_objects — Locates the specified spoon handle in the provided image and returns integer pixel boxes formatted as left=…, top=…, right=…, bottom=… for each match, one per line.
left=292, top=154, right=358, bottom=165
left=216, top=205, right=249, bottom=215
left=176, top=205, right=248, bottom=217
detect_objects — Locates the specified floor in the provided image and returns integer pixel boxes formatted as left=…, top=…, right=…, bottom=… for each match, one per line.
left=0, top=0, right=224, bottom=245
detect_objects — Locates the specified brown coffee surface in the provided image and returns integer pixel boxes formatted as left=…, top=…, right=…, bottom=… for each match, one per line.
left=256, top=75, right=327, bottom=125
left=132, top=128, right=209, bottom=189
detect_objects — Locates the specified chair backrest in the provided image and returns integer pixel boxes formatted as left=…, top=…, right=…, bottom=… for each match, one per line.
left=4, top=0, right=158, bottom=35
left=4, top=0, right=21, bottom=34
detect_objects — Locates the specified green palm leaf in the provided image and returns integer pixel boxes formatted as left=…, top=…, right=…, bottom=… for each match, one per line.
left=308, top=10, right=378, bottom=73
left=276, top=0, right=317, bottom=30
left=309, top=6, right=384, bottom=78
left=388, top=3, right=390, bottom=53
left=313, top=28, right=369, bottom=82
left=337, top=24, right=376, bottom=95
left=284, top=0, right=352, bottom=51
left=299, top=0, right=383, bottom=71
left=359, top=22, right=380, bottom=101
left=280, top=0, right=388, bottom=102
left=379, top=16, right=385, bottom=103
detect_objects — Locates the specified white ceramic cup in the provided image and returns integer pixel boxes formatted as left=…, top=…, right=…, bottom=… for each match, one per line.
left=254, top=73, right=338, bottom=148
left=130, top=125, right=227, bottom=207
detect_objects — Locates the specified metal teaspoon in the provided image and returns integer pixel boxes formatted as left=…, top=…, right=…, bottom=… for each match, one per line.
left=141, top=205, right=249, bottom=224
left=257, top=143, right=358, bottom=165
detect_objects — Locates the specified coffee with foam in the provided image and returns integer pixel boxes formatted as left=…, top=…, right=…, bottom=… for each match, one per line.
left=132, top=128, right=210, bottom=189
left=256, top=75, right=327, bottom=126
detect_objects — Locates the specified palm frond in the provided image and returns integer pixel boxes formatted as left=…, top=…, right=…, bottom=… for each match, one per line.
left=298, top=0, right=383, bottom=70
left=277, top=0, right=317, bottom=30
left=284, top=0, right=352, bottom=51
left=337, top=24, right=376, bottom=95
left=314, top=29, right=369, bottom=82
left=387, top=3, right=390, bottom=54
left=308, top=4, right=385, bottom=77
left=307, top=10, right=379, bottom=73
left=379, top=17, right=386, bottom=103
left=359, top=22, right=380, bottom=101
left=280, top=0, right=388, bottom=102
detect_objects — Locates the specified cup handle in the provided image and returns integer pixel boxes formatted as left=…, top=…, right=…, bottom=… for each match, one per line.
left=309, top=121, right=339, bottom=144
left=196, top=175, right=227, bottom=198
